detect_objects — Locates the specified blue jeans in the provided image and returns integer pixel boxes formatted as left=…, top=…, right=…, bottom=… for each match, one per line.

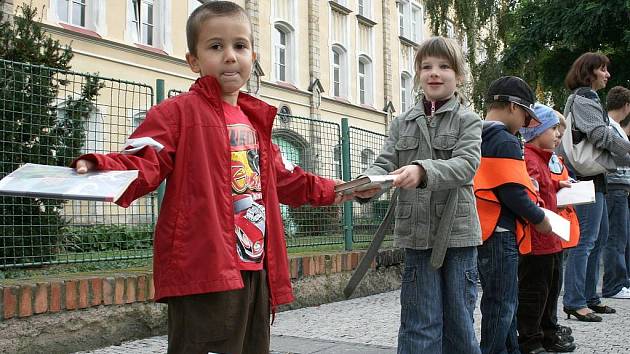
left=398, top=247, right=480, bottom=354
left=563, top=192, right=608, bottom=310
left=603, top=189, right=630, bottom=297
left=478, top=231, right=520, bottom=354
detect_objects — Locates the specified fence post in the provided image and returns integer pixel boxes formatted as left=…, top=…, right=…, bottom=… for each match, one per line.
left=341, top=118, right=353, bottom=251
left=156, top=79, right=166, bottom=211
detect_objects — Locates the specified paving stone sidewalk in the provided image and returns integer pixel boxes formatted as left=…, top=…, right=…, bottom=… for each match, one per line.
left=78, top=288, right=630, bottom=354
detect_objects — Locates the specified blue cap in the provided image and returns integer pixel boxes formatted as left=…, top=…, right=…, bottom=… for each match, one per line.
left=519, top=103, right=559, bottom=142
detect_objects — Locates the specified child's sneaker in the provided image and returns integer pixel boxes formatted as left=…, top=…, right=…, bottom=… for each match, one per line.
left=611, top=287, right=630, bottom=299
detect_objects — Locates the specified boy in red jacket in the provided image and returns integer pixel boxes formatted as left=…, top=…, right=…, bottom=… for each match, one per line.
left=517, top=103, right=574, bottom=354
left=73, top=2, right=348, bottom=353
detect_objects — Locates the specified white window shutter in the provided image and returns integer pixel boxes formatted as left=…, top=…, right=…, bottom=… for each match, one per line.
left=48, top=0, right=60, bottom=22
left=160, top=0, right=173, bottom=53
left=92, top=0, right=108, bottom=36
left=125, top=0, right=139, bottom=43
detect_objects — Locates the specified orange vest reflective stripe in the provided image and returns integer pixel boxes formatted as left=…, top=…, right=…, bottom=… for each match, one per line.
left=473, top=157, right=538, bottom=254
left=550, top=159, right=581, bottom=249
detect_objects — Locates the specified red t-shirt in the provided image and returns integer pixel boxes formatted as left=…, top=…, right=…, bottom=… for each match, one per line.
left=224, top=101, right=265, bottom=271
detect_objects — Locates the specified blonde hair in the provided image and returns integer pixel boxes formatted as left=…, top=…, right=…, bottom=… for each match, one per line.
left=413, top=36, right=467, bottom=91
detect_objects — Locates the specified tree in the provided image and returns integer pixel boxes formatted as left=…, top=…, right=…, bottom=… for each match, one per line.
left=501, top=0, right=630, bottom=110
left=0, top=4, right=102, bottom=266
left=424, top=0, right=515, bottom=110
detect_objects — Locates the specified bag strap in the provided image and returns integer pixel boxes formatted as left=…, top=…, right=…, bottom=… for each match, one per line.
left=343, top=189, right=398, bottom=298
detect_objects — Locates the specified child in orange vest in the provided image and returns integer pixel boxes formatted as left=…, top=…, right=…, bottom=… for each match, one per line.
left=474, top=77, right=551, bottom=354
left=517, top=103, right=575, bottom=353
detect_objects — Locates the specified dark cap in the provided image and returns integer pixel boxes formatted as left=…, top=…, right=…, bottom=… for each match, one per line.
left=486, top=76, right=540, bottom=126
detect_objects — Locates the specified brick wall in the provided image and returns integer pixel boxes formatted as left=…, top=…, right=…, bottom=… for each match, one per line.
left=1, top=249, right=403, bottom=321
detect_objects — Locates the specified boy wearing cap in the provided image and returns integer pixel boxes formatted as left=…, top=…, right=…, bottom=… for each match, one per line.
left=474, top=76, right=551, bottom=354
left=517, top=103, right=575, bottom=354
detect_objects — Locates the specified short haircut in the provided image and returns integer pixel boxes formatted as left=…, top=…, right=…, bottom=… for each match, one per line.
left=413, top=36, right=467, bottom=90
left=186, top=1, right=252, bottom=56
left=606, top=86, right=630, bottom=111
left=564, top=52, right=610, bottom=90
left=486, top=101, right=511, bottom=111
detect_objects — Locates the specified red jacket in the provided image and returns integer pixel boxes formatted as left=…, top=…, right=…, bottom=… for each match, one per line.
left=76, top=76, right=336, bottom=307
left=524, top=144, right=562, bottom=255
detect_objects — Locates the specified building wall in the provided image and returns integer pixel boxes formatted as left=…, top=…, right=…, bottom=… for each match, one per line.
left=11, top=0, right=466, bottom=135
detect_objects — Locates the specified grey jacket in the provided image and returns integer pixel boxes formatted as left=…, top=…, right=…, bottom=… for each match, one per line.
left=563, top=88, right=630, bottom=167
left=607, top=120, right=630, bottom=191
left=363, top=95, right=482, bottom=267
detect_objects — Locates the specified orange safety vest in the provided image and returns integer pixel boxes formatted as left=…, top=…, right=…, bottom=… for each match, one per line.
left=550, top=160, right=580, bottom=249
left=473, top=157, right=538, bottom=254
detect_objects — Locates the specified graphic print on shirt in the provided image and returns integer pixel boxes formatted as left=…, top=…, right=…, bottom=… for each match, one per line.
left=229, top=121, right=266, bottom=269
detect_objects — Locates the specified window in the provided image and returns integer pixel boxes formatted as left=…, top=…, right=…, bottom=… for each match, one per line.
left=126, top=0, right=172, bottom=52
left=333, top=144, right=342, bottom=179
left=361, top=149, right=375, bottom=171
left=398, top=2, right=405, bottom=37
left=272, top=1, right=297, bottom=84
left=398, top=1, right=424, bottom=42
left=273, top=24, right=295, bottom=83
left=56, top=102, right=104, bottom=154
left=411, top=5, right=423, bottom=43
left=331, top=46, right=347, bottom=98
left=57, top=0, right=86, bottom=27
left=358, top=56, right=373, bottom=105
left=358, top=0, right=371, bottom=18
left=278, top=105, right=291, bottom=118
left=401, top=72, right=412, bottom=112
left=132, top=0, right=155, bottom=46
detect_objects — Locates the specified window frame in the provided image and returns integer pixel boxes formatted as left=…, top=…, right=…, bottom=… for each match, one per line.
left=400, top=71, right=413, bottom=112
left=357, top=55, right=373, bottom=106
left=272, top=22, right=296, bottom=84
left=57, top=0, right=86, bottom=27
left=358, top=0, right=371, bottom=18
left=331, top=45, right=348, bottom=98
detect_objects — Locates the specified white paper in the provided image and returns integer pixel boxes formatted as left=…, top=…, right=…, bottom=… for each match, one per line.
left=556, top=180, right=595, bottom=207
left=541, top=208, right=571, bottom=241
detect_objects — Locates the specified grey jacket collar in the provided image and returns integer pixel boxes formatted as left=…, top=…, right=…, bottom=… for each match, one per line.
left=404, top=94, right=460, bottom=121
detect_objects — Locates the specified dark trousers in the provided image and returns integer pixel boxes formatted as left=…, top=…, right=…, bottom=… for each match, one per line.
left=517, top=252, right=562, bottom=352
left=167, top=270, right=270, bottom=354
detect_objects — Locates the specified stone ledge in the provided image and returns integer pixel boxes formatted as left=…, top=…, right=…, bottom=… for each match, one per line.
left=0, top=249, right=404, bottom=322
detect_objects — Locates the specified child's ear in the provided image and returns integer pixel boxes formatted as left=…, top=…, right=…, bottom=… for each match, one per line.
left=186, top=52, right=201, bottom=74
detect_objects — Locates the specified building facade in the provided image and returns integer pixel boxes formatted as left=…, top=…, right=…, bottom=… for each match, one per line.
left=5, top=0, right=467, bottom=135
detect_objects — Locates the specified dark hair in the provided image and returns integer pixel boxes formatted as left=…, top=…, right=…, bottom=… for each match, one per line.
left=620, top=115, right=630, bottom=128
left=564, top=52, right=610, bottom=90
left=606, top=86, right=630, bottom=111
left=486, top=101, right=512, bottom=111
left=186, top=1, right=253, bottom=55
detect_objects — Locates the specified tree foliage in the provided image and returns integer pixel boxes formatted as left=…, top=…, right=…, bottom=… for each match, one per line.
left=0, top=4, right=102, bottom=266
left=424, top=0, right=630, bottom=111
left=502, top=0, right=630, bottom=109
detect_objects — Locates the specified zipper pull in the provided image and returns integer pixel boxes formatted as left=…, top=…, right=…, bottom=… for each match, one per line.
left=431, top=101, right=436, bottom=117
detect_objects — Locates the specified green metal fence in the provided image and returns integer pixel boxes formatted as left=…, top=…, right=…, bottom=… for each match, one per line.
left=0, top=59, right=396, bottom=268
left=348, top=126, right=394, bottom=243
left=0, top=59, right=155, bottom=268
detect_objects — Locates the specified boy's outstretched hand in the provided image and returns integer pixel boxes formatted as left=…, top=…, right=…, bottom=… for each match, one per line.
left=75, top=159, right=96, bottom=174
